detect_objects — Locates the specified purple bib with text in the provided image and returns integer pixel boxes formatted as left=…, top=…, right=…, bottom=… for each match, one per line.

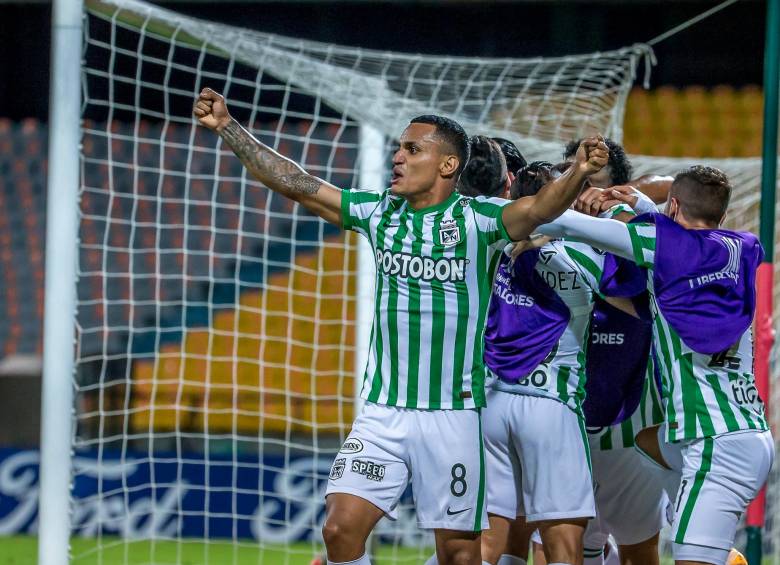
left=484, top=250, right=570, bottom=384
left=642, top=213, right=762, bottom=355
left=582, top=297, right=652, bottom=427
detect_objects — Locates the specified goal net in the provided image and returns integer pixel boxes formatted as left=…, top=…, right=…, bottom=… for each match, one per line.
left=70, top=0, right=780, bottom=563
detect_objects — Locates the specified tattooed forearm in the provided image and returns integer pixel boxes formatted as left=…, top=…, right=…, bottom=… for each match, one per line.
left=218, top=119, right=322, bottom=196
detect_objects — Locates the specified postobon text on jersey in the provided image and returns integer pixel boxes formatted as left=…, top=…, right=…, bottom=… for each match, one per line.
left=375, top=249, right=467, bottom=283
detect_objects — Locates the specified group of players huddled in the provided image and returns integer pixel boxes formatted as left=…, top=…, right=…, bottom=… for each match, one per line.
left=194, top=88, right=773, bottom=565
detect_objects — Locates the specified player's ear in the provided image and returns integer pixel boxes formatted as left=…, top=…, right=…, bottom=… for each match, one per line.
left=440, top=154, right=459, bottom=178
left=664, top=197, right=679, bottom=221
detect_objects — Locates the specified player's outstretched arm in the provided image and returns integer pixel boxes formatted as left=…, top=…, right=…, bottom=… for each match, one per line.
left=535, top=210, right=636, bottom=262
left=193, top=88, right=343, bottom=226
left=500, top=136, right=609, bottom=241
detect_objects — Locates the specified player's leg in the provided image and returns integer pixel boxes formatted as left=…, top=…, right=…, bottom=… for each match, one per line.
left=635, top=423, right=684, bottom=504
left=515, top=396, right=595, bottom=565
left=433, top=529, right=483, bottom=565
left=591, top=444, right=668, bottom=565
left=501, top=517, right=535, bottom=564
left=321, top=494, right=384, bottom=562
left=537, top=519, right=588, bottom=565
left=412, top=407, right=488, bottom=565
left=323, top=403, right=411, bottom=563
left=481, top=389, right=525, bottom=564
left=581, top=505, right=609, bottom=565
left=617, top=532, right=659, bottom=565
left=670, top=430, right=774, bottom=565
left=530, top=530, right=547, bottom=565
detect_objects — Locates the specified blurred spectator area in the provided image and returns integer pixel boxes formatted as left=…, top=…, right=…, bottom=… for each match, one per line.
left=0, top=84, right=766, bottom=444
left=623, top=85, right=764, bottom=157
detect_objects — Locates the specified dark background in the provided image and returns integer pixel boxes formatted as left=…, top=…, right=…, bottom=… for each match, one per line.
left=2, top=0, right=768, bottom=121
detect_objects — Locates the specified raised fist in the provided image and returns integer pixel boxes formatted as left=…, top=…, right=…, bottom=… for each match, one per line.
left=193, top=87, right=232, bottom=132
left=574, top=135, right=609, bottom=176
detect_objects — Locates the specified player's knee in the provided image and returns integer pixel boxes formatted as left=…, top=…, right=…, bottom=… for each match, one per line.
left=321, top=519, right=358, bottom=550
left=439, top=547, right=478, bottom=565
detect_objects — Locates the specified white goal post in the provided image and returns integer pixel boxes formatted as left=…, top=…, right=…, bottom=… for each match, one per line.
left=38, top=0, right=780, bottom=563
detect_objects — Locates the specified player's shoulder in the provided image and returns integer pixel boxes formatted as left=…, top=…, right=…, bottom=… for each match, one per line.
left=553, top=239, right=605, bottom=261
left=461, top=194, right=511, bottom=213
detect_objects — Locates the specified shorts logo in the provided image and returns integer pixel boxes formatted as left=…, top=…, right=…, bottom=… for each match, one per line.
left=329, top=458, right=346, bottom=480
left=351, top=459, right=386, bottom=482
left=438, top=220, right=461, bottom=247
left=339, top=438, right=364, bottom=454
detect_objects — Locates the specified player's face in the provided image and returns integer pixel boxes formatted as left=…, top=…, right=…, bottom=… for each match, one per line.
left=565, top=154, right=612, bottom=189
left=583, top=166, right=612, bottom=189
left=391, top=123, right=452, bottom=197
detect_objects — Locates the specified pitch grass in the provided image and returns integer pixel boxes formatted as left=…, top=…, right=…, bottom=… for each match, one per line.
left=3, top=536, right=426, bottom=565
left=6, top=536, right=768, bottom=565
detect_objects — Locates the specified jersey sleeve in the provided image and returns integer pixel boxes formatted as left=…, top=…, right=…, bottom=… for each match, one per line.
left=340, top=189, right=385, bottom=237
left=469, top=196, right=511, bottom=246
left=535, top=210, right=645, bottom=265
left=625, top=222, right=657, bottom=268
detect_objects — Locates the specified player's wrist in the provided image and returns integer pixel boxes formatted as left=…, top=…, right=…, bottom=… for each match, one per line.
left=215, top=115, right=235, bottom=134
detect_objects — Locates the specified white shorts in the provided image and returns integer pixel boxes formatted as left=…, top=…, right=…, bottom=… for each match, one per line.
left=483, top=389, right=595, bottom=522
left=325, top=402, right=488, bottom=531
left=671, top=430, right=774, bottom=559
left=583, top=444, right=669, bottom=547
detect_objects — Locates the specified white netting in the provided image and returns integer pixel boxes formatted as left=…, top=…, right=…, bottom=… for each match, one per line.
left=71, top=0, right=780, bottom=563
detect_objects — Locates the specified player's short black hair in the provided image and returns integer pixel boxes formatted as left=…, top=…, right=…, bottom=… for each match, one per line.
left=510, top=161, right=556, bottom=200
left=670, top=165, right=731, bottom=225
left=563, top=137, right=633, bottom=186
left=492, top=137, right=527, bottom=175
left=410, top=114, right=470, bottom=177
left=457, top=135, right=507, bottom=198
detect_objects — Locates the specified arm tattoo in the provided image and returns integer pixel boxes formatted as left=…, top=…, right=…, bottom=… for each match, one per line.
left=219, top=119, right=321, bottom=196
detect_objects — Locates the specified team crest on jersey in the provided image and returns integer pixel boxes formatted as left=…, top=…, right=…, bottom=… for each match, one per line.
left=439, top=220, right=461, bottom=247
left=329, top=458, right=346, bottom=480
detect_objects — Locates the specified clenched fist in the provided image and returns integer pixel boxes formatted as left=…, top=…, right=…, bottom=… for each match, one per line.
left=574, top=135, right=609, bottom=176
left=193, top=88, right=232, bottom=132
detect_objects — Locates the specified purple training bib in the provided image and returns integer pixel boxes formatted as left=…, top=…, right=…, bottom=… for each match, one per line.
left=484, top=249, right=570, bottom=384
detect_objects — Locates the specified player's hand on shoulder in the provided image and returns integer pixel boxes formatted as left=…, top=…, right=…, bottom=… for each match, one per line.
left=574, top=135, right=609, bottom=175
left=193, top=88, right=232, bottom=132
left=574, top=186, right=606, bottom=217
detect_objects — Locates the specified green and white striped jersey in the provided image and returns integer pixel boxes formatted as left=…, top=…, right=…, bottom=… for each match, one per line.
left=342, top=188, right=510, bottom=410
left=627, top=223, right=769, bottom=442
left=492, top=240, right=606, bottom=415
left=588, top=360, right=665, bottom=450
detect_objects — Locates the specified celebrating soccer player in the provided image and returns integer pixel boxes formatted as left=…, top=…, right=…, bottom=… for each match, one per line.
left=193, top=88, right=609, bottom=565
left=535, top=166, right=774, bottom=565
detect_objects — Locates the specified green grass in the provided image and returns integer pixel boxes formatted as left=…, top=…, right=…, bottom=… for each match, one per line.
left=3, top=536, right=773, bottom=565
left=0, top=536, right=427, bottom=565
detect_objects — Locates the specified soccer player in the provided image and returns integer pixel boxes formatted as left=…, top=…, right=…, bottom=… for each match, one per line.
left=458, top=136, right=511, bottom=198
left=479, top=159, right=626, bottom=565
left=492, top=137, right=527, bottom=180
left=563, top=138, right=633, bottom=191
left=579, top=298, right=668, bottom=565
left=193, top=88, right=609, bottom=565
left=535, top=166, right=774, bottom=565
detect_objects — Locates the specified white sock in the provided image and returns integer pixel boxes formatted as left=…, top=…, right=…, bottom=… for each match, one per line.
left=497, top=555, right=527, bottom=565
left=583, top=544, right=604, bottom=565
left=423, top=555, right=495, bottom=565
left=328, top=553, right=372, bottom=565
left=604, top=536, right=620, bottom=565
left=548, top=562, right=574, bottom=565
